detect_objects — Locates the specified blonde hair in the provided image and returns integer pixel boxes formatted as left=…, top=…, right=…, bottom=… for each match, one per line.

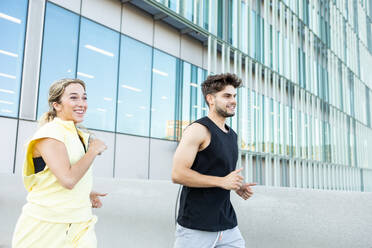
left=39, top=78, right=86, bottom=126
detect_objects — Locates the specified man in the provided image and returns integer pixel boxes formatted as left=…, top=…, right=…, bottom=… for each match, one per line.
left=172, top=73, right=256, bottom=248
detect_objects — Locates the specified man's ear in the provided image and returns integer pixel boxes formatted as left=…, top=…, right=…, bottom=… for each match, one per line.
left=206, top=94, right=214, bottom=107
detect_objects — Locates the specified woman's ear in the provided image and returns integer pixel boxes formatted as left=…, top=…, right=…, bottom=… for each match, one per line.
left=52, top=102, right=60, bottom=112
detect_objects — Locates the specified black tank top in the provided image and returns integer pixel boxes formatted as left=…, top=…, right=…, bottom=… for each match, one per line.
left=177, top=116, right=238, bottom=231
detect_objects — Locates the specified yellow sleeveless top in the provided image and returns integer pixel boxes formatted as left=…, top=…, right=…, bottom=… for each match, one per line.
left=22, top=117, right=93, bottom=223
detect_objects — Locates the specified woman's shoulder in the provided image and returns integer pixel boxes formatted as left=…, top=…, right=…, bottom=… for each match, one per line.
left=38, top=119, right=64, bottom=132
left=32, top=120, right=65, bottom=142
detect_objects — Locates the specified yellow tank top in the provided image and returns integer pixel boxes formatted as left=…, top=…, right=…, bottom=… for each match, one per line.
left=22, top=117, right=93, bottom=223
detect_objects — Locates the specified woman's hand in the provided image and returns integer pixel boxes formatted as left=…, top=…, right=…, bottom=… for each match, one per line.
left=88, top=137, right=107, bottom=156
left=90, top=191, right=108, bottom=208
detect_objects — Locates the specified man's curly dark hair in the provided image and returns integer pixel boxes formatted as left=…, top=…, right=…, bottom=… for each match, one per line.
left=201, top=73, right=242, bottom=106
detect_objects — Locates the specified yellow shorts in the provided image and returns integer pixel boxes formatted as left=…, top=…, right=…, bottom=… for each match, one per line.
left=12, top=214, right=97, bottom=248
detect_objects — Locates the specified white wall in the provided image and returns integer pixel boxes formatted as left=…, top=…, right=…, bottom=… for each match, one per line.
left=149, top=138, right=177, bottom=180
left=114, top=133, right=150, bottom=179
left=14, top=120, right=38, bottom=175
left=0, top=118, right=18, bottom=174
left=82, top=0, right=121, bottom=32
left=121, top=3, right=154, bottom=47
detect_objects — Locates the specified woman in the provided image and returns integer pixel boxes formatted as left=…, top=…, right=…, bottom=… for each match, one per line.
left=12, top=78, right=107, bottom=247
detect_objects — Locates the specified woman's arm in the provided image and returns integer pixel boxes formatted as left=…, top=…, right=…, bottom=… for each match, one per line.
left=35, top=138, right=106, bottom=189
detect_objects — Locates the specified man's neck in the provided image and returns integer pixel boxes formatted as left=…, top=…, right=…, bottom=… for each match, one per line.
left=207, top=112, right=227, bottom=131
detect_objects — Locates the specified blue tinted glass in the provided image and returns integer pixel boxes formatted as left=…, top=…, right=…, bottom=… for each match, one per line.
left=199, top=69, right=208, bottom=117
left=241, top=1, right=247, bottom=54
left=0, top=0, right=28, bottom=117
left=192, top=67, right=208, bottom=120
left=37, top=3, right=79, bottom=118
left=203, top=0, right=209, bottom=30
left=77, top=18, right=119, bottom=131
left=184, top=0, right=193, bottom=21
left=181, top=62, right=191, bottom=127
left=250, top=10, right=256, bottom=58
left=181, top=64, right=207, bottom=133
left=117, top=35, right=152, bottom=136
left=168, top=0, right=178, bottom=12
left=151, top=49, right=179, bottom=140
left=189, top=65, right=198, bottom=121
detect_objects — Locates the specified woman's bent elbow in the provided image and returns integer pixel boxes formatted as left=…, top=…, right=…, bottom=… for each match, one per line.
left=60, top=179, right=75, bottom=190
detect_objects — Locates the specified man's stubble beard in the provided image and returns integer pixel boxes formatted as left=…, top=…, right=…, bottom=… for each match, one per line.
left=215, top=104, right=235, bottom=118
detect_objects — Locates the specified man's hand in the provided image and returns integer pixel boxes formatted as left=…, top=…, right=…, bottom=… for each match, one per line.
left=220, top=168, right=244, bottom=191
left=235, top=183, right=257, bottom=200
left=90, top=191, right=107, bottom=208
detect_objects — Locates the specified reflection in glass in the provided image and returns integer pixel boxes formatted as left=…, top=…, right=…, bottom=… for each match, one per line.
left=178, top=62, right=207, bottom=139
left=183, top=0, right=193, bottom=21
left=77, top=18, right=119, bottom=131
left=198, top=68, right=208, bottom=118
left=250, top=10, right=256, bottom=59
left=203, top=0, right=209, bottom=30
left=0, top=0, right=28, bottom=117
left=168, top=0, right=178, bottom=12
left=241, top=1, right=247, bottom=53
left=38, top=2, right=79, bottom=118
left=181, top=62, right=191, bottom=136
left=151, top=49, right=179, bottom=140
left=251, top=90, right=257, bottom=151
left=117, top=36, right=152, bottom=136
left=241, top=87, right=249, bottom=150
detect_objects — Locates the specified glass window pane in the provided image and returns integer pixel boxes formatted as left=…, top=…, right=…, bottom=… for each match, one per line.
left=117, top=35, right=152, bottom=136
left=177, top=62, right=205, bottom=140
left=182, top=62, right=191, bottom=127
left=241, top=86, right=248, bottom=150
left=37, top=2, right=79, bottom=118
left=151, top=49, right=179, bottom=140
left=190, top=65, right=199, bottom=122
left=197, top=68, right=207, bottom=119
left=250, top=10, right=256, bottom=58
left=77, top=18, right=119, bottom=131
left=183, top=0, right=194, bottom=21
left=251, top=90, right=256, bottom=151
left=169, top=0, right=178, bottom=12
left=203, top=0, right=209, bottom=30
left=176, top=61, right=192, bottom=140
left=241, top=1, right=247, bottom=53
left=0, top=0, right=28, bottom=117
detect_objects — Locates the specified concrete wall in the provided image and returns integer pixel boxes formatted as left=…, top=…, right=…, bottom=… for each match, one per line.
left=1, top=174, right=371, bottom=248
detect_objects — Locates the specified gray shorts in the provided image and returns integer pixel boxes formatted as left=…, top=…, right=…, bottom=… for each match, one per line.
left=174, top=224, right=245, bottom=248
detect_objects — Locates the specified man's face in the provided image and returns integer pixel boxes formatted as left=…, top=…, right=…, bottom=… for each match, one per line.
left=208, top=85, right=237, bottom=118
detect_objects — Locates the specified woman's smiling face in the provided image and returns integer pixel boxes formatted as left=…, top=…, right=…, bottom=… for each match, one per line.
left=53, top=83, right=88, bottom=124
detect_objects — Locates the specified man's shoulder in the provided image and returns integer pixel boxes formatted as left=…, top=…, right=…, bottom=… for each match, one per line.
left=185, top=122, right=209, bottom=135
left=181, top=122, right=210, bottom=144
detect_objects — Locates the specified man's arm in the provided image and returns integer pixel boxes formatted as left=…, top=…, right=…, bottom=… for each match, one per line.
left=171, top=123, right=243, bottom=190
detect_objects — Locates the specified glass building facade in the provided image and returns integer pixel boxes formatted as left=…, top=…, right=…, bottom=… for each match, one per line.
left=150, top=0, right=372, bottom=191
left=0, top=0, right=28, bottom=117
left=37, top=2, right=207, bottom=137
left=1, top=0, right=372, bottom=191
